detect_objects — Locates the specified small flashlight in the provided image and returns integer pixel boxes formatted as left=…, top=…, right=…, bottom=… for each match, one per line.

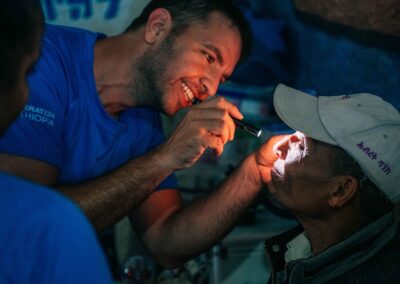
left=192, top=98, right=262, bottom=138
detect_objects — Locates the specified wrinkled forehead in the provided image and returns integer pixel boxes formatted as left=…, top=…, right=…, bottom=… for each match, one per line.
left=305, top=135, right=339, bottom=162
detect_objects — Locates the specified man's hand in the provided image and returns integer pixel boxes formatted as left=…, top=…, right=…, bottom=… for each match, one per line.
left=255, top=135, right=288, bottom=184
left=158, top=96, right=243, bottom=170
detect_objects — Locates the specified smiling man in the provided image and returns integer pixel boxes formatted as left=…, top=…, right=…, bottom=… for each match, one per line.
left=0, top=0, right=258, bottom=268
left=263, top=84, right=400, bottom=283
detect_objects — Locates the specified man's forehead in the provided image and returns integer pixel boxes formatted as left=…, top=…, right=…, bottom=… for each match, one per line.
left=305, top=136, right=335, bottom=157
left=184, top=12, right=241, bottom=42
left=200, top=14, right=242, bottom=53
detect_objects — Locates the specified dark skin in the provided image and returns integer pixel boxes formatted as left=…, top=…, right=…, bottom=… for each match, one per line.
left=269, top=132, right=365, bottom=255
left=0, top=34, right=42, bottom=135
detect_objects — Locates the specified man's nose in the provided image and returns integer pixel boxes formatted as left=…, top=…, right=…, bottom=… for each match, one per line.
left=275, top=133, right=303, bottom=160
left=275, top=142, right=289, bottom=160
left=273, top=134, right=296, bottom=160
left=200, top=74, right=221, bottom=98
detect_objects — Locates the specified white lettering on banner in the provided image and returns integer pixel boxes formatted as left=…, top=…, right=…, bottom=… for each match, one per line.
left=20, top=105, right=55, bottom=127
left=42, top=0, right=122, bottom=21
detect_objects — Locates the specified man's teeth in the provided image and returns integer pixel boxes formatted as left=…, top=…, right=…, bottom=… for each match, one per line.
left=181, top=82, right=194, bottom=102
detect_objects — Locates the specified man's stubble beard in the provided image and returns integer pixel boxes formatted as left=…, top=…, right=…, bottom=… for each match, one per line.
left=132, top=36, right=177, bottom=114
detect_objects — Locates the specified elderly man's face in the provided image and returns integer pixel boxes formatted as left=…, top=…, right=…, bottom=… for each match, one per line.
left=0, top=27, right=42, bottom=135
left=268, top=132, right=336, bottom=218
left=135, top=11, right=242, bottom=116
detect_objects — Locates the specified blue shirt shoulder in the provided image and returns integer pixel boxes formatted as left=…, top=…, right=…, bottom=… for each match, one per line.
left=0, top=24, right=176, bottom=188
left=0, top=172, right=113, bottom=283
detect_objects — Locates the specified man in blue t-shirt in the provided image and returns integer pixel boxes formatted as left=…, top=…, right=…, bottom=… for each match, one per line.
left=0, top=1, right=112, bottom=282
left=0, top=0, right=279, bottom=268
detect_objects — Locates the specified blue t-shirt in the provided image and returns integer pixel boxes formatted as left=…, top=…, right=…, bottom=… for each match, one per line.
left=0, top=172, right=113, bottom=283
left=0, top=24, right=176, bottom=187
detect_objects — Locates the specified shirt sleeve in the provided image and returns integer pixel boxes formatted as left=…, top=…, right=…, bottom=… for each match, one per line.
left=0, top=175, right=113, bottom=284
left=38, top=196, right=114, bottom=284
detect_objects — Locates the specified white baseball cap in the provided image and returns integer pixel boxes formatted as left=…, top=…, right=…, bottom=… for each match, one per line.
left=273, top=84, right=400, bottom=203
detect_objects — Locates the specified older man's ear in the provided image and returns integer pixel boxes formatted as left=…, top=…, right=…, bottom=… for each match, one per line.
left=328, top=176, right=359, bottom=208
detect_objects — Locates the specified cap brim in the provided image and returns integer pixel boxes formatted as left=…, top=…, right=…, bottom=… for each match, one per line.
left=273, top=84, right=336, bottom=145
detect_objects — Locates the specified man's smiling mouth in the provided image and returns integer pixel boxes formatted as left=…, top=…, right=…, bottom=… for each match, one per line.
left=181, top=81, right=194, bottom=103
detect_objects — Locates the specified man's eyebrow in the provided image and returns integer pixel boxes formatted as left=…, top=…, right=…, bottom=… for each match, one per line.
left=204, top=44, right=223, bottom=65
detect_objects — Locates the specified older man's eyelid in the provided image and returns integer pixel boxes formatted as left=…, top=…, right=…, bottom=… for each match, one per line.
left=299, top=138, right=305, bottom=149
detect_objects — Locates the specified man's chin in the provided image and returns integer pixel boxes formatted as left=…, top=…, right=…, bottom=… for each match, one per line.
left=157, top=100, right=175, bottom=116
left=266, top=189, right=287, bottom=211
left=163, top=107, right=179, bottom=117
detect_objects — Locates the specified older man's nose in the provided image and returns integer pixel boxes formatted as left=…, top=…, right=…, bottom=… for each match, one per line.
left=273, top=135, right=293, bottom=160
left=275, top=142, right=289, bottom=160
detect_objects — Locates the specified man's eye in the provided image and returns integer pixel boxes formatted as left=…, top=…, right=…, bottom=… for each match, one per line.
left=202, top=51, right=215, bottom=64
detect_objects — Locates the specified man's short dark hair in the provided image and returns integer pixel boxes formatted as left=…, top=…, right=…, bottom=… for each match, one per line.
left=126, top=0, right=252, bottom=63
left=0, top=0, right=43, bottom=91
left=316, top=140, right=394, bottom=221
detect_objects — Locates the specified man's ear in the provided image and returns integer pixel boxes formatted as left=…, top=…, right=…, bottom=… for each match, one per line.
left=328, top=176, right=359, bottom=208
left=144, top=8, right=172, bottom=44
